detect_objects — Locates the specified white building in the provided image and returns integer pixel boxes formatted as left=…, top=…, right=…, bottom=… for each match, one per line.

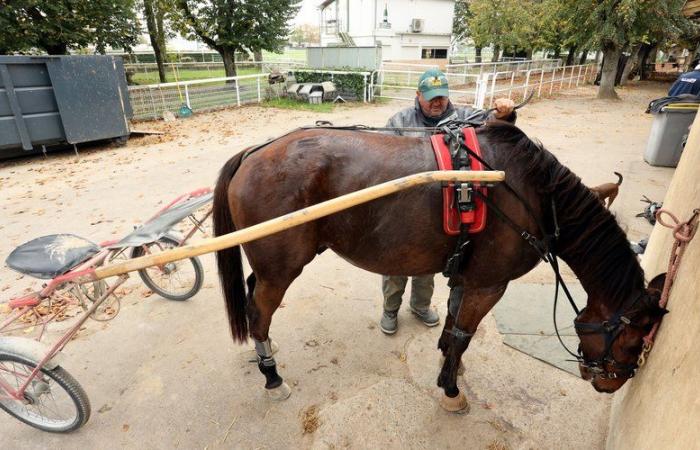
left=318, top=0, right=455, bottom=61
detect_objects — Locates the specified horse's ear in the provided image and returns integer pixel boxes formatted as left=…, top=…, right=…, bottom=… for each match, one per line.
left=647, top=273, right=666, bottom=293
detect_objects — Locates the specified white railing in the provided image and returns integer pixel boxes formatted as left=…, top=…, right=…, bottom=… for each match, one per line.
left=445, top=59, right=561, bottom=78
left=127, top=63, right=598, bottom=121
left=373, top=63, right=598, bottom=109
left=371, top=69, right=484, bottom=107
left=480, top=63, right=597, bottom=107
left=128, top=73, right=271, bottom=120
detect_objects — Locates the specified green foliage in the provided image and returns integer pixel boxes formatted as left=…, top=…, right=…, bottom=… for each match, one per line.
left=563, top=0, right=692, bottom=50
left=0, top=0, right=140, bottom=54
left=175, top=0, right=300, bottom=61
left=292, top=69, right=367, bottom=100
left=452, top=0, right=473, bottom=43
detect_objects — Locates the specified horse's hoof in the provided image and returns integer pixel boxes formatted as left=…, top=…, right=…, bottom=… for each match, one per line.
left=439, top=356, right=465, bottom=375
left=266, top=381, right=292, bottom=401
left=439, top=391, right=469, bottom=413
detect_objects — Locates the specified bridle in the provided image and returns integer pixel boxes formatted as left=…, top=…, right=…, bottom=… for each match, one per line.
left=570, top=292, right=651, bottom=381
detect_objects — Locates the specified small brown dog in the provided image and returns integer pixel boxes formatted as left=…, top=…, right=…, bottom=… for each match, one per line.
left=590, top=172, right=623, bottom=209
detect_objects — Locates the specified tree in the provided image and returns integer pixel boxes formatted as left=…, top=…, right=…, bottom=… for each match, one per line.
left=0, top=0, right=140, bottom=55
left=143, top=0, right=179, bottom=83
left=176, top=0, right=300, bottom=77
left=290, top=24, right=320, bottom=47
left=563, top=0, right=692, bottom=99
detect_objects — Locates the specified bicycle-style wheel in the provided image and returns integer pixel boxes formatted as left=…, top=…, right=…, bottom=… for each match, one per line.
left=131, top=236, right=204, bottom=301
left=0, top=352, right=90, bottom=433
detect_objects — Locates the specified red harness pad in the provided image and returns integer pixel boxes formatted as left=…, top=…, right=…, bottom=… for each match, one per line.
left=430, top=127, right=488, bottom=235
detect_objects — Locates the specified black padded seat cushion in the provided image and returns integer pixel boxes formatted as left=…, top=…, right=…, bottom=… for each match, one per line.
left=5, top=234, right=100, bottom=279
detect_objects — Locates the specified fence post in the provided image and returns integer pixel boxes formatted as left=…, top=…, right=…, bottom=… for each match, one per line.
left=363, top=74, right=368, bottom=103
left=235, top=79, right=241, bottom=106
left=568, top=66, right=574, bottom=88
left=488, top=72, right=497, bottom=107
left=257, top=77, right=261, bottom=102
left=538, top=69, right=544, bottom=98
left=560, top=67, right=565, bottom=90
left=508, top=71, right=515, bottom=100
left=184, top=84, right=191, bottom=109
left=523, top=70, right=531, bottom=101
left=576, top=65, right=583, bottom=87
left=550, top=68, right=556, bottom=96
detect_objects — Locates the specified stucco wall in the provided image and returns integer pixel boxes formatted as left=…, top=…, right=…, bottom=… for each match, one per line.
left=606, top=112, right=700, bottom=448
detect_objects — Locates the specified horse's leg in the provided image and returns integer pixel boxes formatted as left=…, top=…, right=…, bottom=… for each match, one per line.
left=248, top=278, right=294, bottom=400
left=437, top=285, right=465, bottom=375
left=437, top=284, right=507, bottom=412
left=244, top=229, right=318, bottom=401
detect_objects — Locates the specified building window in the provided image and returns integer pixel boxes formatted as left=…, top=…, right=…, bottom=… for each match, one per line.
left=421, top=48, right=448, bottom=59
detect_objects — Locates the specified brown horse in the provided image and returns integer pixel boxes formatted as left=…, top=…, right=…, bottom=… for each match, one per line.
left=212, top=122, right=667, bottom=410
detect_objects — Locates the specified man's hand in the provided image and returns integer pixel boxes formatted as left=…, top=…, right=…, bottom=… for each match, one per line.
left=493, top=98, right=515, bottom=119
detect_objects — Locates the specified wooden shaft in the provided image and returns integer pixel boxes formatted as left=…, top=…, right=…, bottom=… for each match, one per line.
left=93, top=170, right=504, bottom=280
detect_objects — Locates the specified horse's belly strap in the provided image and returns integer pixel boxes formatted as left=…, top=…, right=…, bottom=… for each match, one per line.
left=430, top=127, right=487, bottom=235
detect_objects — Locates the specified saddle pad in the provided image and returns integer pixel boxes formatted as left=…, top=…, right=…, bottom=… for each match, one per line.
left=430, top=127, right=488, bottom=235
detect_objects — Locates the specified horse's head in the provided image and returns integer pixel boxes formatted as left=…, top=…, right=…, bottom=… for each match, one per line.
left=574, top=273, right=668, bottom=392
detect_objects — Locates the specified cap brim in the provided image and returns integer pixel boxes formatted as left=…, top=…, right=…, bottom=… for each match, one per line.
left=423, top=88, right=449, bottom=101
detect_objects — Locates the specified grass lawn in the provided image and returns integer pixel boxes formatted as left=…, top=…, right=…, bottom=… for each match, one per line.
left=263, top=48, right=306, bottom=62
left=130, top=67, right=262, bottom=85
left=261, top=97, right=334, bottom=112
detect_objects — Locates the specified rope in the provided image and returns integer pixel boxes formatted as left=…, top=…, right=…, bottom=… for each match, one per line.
left=639, top=208, right=699, bottom=365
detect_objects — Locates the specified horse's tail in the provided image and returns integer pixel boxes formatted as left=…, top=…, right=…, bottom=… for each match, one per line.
left=614, top=171, right=623, bottom=185
left=213, top=151, right=249, bottom=343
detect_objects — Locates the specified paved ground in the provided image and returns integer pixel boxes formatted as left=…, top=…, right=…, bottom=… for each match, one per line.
left=0, top=81, right=674, bottom=449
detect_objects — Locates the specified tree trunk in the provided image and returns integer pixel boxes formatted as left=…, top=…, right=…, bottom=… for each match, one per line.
left=598, top=45, right=622, bottom=99
left=619, top=44, right=642, bottom=86
left=579, top=49, right=588, bottom=65
left=525, top=48, right=534, bottom=60
left=222, top=48, right=238, bottom=77
left=254, top=50, right=263, bottom=62
left=43, top=42, right=68, bottom=55
left=639, top=43, right=655, bottom=81
left=552, top=46, right=561, bottom=60
left=491, top=45, right=500, bottom=63
left=155, top=3, right=168, bottom=82
left=144, top=0, right=167, bottom=83
left=475, top=46, right=482, bottom=63
left=566, top=46, right=577, bottom=66
left=595, top=50, right=602, bottom=63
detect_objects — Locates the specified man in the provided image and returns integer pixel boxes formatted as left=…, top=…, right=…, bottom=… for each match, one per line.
left=379, top=68, right=516, bottom=335
left=668, top=62, right=700, bottom=96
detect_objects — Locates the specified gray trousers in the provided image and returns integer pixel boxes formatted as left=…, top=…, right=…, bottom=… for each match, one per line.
left=382, top=275, right=435, bottom=312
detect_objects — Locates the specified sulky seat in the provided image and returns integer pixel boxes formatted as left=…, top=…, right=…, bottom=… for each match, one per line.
left=5, top=234, right=100, bottom=279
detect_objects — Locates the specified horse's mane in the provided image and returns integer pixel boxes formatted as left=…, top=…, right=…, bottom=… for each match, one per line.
left=479, top=122, right=645, bottom=308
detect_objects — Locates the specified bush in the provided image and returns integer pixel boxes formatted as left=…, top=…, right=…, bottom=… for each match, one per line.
left=291, top=68, right=370, bottom=100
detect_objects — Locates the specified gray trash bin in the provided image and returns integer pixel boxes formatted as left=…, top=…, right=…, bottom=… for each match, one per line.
left=644, top=104, right=698, bottom=167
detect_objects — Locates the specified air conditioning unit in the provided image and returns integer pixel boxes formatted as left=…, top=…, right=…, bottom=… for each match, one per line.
left=410, top=18, right=424, bottom=33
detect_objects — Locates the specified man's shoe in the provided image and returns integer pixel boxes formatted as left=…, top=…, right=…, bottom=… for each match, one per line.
left=380, top=310, right=398, bottom=335
left=410, top=307, right=440, bottom=327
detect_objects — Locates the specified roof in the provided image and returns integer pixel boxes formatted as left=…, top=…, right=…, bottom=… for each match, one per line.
left=319, top=0, right=335, bottom=10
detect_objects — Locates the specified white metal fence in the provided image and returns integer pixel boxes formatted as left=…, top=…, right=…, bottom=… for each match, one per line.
left=128, top=73, right=270, bottom=120
left=127, top=63, right=599, bottom=120
left=372, top=63, right=598, bottom=108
